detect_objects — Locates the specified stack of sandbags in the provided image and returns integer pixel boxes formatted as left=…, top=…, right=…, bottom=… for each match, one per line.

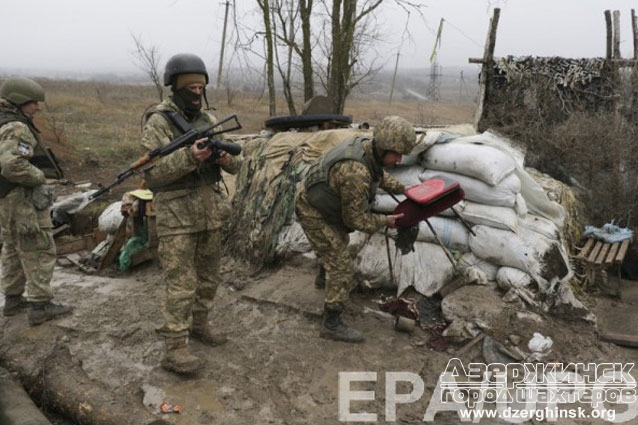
left=360, top=131, right=584, bottom=316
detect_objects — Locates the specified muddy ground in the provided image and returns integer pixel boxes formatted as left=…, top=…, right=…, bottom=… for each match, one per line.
left=1, top=249, right=637, bottom=424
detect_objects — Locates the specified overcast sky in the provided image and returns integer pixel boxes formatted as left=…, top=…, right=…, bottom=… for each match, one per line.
left=1, top=0, right=636, bottom=78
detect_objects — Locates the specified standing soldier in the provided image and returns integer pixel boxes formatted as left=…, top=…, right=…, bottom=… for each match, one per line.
left=0, top=77, right=72, bottom=325
left=142, top=53, right=242, bottom=374
left=295, top=116, right=416, bottom=343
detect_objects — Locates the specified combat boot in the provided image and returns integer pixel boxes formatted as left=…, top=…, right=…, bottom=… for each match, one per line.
left=161, top=338, right=203, bottom=375
left=3, top=295, right=27, bottom=316
left=191, top=312, right=228, bottom=347
left=314, top=265, right=326, bottom=289
left=27, top=302, right=72, bottom=326
left=320, top=306, right=364, bottom=343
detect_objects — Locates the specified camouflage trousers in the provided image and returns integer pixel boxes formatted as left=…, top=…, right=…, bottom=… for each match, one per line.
left=296, top=192, right=354, bottom=310
left=156, top=229, right=222, bottom=340
left=0, top=228, right=55, bottom=303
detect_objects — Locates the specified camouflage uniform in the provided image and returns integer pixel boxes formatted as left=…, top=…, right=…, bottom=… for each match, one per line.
left=0, top=98, right=57, bottom=303
left=142, top=98, right=242, bottom=340
left=295, top=136, right=404, bottom=310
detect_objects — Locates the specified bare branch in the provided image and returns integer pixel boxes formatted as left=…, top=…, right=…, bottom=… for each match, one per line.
left=130, top=34, right=163, bottom=101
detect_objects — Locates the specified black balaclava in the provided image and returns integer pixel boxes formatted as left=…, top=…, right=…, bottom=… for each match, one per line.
left=173, top=88, right=202, bottom=120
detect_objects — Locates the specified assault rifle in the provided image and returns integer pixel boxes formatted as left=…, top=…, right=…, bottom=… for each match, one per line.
left=89, top=114, right=242, bottom=201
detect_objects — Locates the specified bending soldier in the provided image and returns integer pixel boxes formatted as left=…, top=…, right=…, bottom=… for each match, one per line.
left=295, top=116, right=416, bottom=343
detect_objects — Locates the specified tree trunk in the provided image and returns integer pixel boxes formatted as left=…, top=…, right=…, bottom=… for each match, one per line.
left=300, top=0, right=315, bottom=102
left=260, top=0, right=277, bottom=116
left=0, top=339, right=169, bottom=425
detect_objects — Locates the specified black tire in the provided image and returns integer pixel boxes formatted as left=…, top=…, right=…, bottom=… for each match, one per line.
left=264, top=114, right=352, bottom=131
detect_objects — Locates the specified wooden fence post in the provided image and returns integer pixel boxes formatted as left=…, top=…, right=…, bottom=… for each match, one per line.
left=473, top=8, right=500, bottom=132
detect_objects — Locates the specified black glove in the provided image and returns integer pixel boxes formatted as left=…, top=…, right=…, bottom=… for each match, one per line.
left=395, top=225, right=419, bottom=255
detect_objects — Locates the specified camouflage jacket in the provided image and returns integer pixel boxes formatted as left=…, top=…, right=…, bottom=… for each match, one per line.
left=141, top=97, right=242, bottom=236
left=301, top=138, right=404, bottom=233
left=0, top=98, right=53, bottom=232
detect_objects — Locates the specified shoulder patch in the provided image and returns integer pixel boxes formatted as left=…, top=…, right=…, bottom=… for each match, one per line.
left=17, top=142, right=31, bottom=156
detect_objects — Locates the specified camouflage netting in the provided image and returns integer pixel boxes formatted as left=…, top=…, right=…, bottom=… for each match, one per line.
left=226, top=128, right=368, bottom=267
left=478, top=56, right=638, bottom=227
left=480, top=56, right=617, bottom=129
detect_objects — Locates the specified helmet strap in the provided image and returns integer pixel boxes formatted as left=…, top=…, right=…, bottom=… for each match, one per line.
left=371, top=139, right=385, bottom=163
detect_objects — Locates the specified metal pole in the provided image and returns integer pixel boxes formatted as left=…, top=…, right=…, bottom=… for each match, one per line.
left=216, top=1, right=230, bottom=89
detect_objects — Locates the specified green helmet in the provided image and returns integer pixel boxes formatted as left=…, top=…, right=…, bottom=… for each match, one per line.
left=373, top=116, right=416, bottom=155
left=163, top=53, right=209, bottom=86
left=0, top=77, right=45, bottom=105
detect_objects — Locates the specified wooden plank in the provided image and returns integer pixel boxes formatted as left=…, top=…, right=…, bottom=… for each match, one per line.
left=55, top=234, right=95, bottom=256
left=605, top=243, right=620, bottom=265
left=615, top=239, right=630, bottom=264
left=587, top=241, right=603, bottom=263
left=577, top=238, right=594, bottom=259
left=98, top=220, right=128, bottom=270
left=595, top=243, right=611, bottom=265
left=129, top=248, right=155, bottom=268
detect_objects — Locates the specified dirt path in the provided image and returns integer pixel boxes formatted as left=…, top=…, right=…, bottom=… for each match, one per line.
left=1, top=255, right=637, bottom=424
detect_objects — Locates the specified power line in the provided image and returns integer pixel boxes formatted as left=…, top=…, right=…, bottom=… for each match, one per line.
left=441, top=19, right=484, bottom=49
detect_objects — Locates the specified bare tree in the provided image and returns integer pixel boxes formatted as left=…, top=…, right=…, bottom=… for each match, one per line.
left=257, top=0, right=278, bottom=116
left=131, top=34, right=163, bottom=101
left=252, top=0, right=425, bottom=115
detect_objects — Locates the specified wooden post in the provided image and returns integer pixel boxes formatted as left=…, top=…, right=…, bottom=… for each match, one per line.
left=605, top=10, right=612, bottom=59
left=632, top=9, right=638, bottom=122
left=473, top=8, right=500, bottom=132
left=613, top=10, right=622, bottom=59
left=632, top=9, right=638, bottom=59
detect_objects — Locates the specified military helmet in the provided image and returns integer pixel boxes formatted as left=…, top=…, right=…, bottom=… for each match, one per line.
left=163, top=53, right=209, bottom=86
left=373, top=116, right=416, bottom=155
left=0, top=77, right=45, bottom=105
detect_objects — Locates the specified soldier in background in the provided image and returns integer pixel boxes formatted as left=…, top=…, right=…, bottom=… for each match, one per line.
left=0, top=77, right=72, bottom=326
left=295, top=116, right=416, bottom=343
left=141, top=53, right=242, bottom=375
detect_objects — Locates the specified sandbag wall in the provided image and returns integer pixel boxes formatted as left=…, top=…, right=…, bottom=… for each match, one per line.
left=277, top=130, right=587, bottom=317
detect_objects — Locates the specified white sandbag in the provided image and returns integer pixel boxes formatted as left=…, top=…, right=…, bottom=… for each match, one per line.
left=437, top=201, right=466, bottom=217
left=277, top=223, right=369, bottom=258
left=276, top=222, right=311, bottom=256
left=417, top=217, right=470, bottom=252
left=384, top=165, right=424, bottom=188
left=518, top=225, right=572, bottom=289
left=514, top=193, right=528, bottom=216
left=519, top=213, right=560, bottom=240
left=421, top=140, right=517, bottom=186
left=371, top=193, right=404, bottom=213
left=399, top=131, right=462, bottom=166
left=496, top=267, right=534, bottom=290
left=469, top=226, right=537, bottom=274
left=355, top=234, right=455, bottom=296
left=457, top=252, right=499, bottom=285
left=517, top=167, right=565, bottom=227
left=349, top=231, right=370, bottom=255
left=454, top=131, right=526, bottom=167
left=459, top=201, right=518, bottom=233
left=98, top=201, right=124, bottom=235
left=392, top=241, right=456, bottom=296
left=451, top=131, right=565, bottom=226
left=469, top=225, right=570, bottom=293
left=354, top=233, right=394, bottom=289
left=419, top=169, right=520, bottom=208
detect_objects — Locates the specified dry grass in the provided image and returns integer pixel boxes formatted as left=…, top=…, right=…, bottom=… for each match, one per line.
left=34, top=79, right=474, bottom=187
